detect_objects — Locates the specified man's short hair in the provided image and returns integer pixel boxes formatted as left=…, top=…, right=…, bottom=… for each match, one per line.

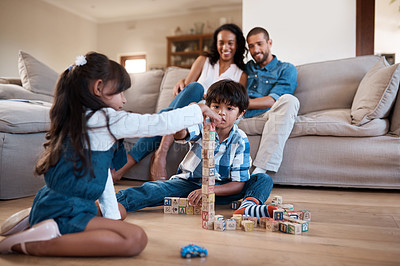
left=247, top=27, right=270, bottom=41
left=205, top=80, right=249, bottom=114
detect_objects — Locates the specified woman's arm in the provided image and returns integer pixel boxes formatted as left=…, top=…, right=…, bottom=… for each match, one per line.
left=239, top=72, right=248, bottom=88
left=173, top=55, right=207, bottom=97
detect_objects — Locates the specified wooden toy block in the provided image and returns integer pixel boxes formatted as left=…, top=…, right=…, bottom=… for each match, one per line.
left=172, top=206, right=179, bottom=214
left=272, top=195, right=283, bottom=204
left=231, top=201, right=240, bottom=209
left=178, top=206, right=187, bottom=215
left=280, top=204, right=294, bottom=211
left=242, top=215, right=249, bottom=220
left=288, top=223, right=302, bottom=235
left=302, top=210, right=311, bottom=221
left=242, top=220, right=254, bottom=232
left=301, top=221, right=309, bottom=232
left=286, top=211, right=302, bottom=219
left=202, top=211, right=209, bottom=221
left=202, top=140, right=215, bottom=150
left=203, top=131, right=216, bottom=141
left=186, top=206, right=194, bottom=215
left=273, top=210, right=284, bottom=221
left=259, top=217, right=269, bottom=228
left=202, top=176, right=215, bottom=186
left=204, top=123, right=215, bottom=132
left=248, top=216, right=258, bottom=227
left=164, top=197, right=172, bottom=206
left=226, top=219, right=236, bottom=230
left=202, top=201, right=215, bottom=213
left=202, top=220, right=209, bottom=230
left=202, top=193, right=215, bottom=204
left=232, top=216, right=242, bottom=230
left=202, top=185, right=215, bottom=194
left=214, top=220, right=225, bottom=231
left=164, top=205, right=172, bottom=214
left=202, top=166, right=215, bottom=177
left=202, top=158, right=215, bottom=168
left=201, top=148, right=214, bottom=158
left=194, top=206, right=202, bottom=215
left=283, top=215, right=309, bottom=232
left=171, top=197, right=180, bottom=207
left=214, top=214, right=224, bottom=220
left=265, top=219, right=280, bottom=232
left=178, top=198, right=187, bottom=207
left=279, top=222, right=289, bottom=233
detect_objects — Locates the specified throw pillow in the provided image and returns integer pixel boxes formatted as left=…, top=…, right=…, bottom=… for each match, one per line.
left=351, top=57, right=400, bottom=126
left=123, top=70, right=164, bottom=114
left=18, top=50, right=59, bottom=97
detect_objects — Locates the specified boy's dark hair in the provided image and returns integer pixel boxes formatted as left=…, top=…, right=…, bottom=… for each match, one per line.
left=247, top=27, right=270, bottom=41
left=205, top=80, right=249, bottom=114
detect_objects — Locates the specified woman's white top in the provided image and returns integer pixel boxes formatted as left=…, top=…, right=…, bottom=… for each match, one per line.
left=197, top=57, right=243, bottom=94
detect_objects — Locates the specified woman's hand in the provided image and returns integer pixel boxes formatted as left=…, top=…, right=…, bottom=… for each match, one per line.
left=173, top=79, right=186, bottom=97
left=187, top=189, right=202, bottom=206
left=195, top=103, right=222, bottom=126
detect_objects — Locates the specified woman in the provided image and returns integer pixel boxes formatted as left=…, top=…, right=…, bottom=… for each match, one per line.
left=113, top=23, right=248, bottom=182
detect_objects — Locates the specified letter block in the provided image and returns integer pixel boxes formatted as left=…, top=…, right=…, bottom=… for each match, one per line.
left=186, top=206, right=194, bottom=215
left=288, top=223, right=302, bottom=235
left=214, top=220, right=225, bottom=231
left=202, top=167, right=215, bottom=177
left=178, top=198, right=187, bottom=207
left=242, top=220, right=254, bottom=232
left=226, top=219, right=237, bottom=230
left=201, top=148, right=214, bottom=159
left=164, top=197, right=172, bottom=206
left=273, top=210, right=284, bottom=221
left=178, top=206, right=187, bottom=215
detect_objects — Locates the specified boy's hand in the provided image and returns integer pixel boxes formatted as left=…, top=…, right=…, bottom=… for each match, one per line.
left=173, top=79, right=186, bottom=97
left=187, top=189, right=203, bottom=206
left=195, top=103, right=221, bottom=126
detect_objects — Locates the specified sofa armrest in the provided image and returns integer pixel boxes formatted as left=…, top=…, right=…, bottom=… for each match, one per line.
left=389, top=83, right=400, bottom=136
left=0, top=84, right=53, bottom=103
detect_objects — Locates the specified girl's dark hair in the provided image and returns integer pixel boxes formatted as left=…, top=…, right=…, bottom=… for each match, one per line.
left=205, top=80, right=249, bottom=114
left=206, top=23, right=247, bottom=71
left=35, top=52, right=131, bottom=178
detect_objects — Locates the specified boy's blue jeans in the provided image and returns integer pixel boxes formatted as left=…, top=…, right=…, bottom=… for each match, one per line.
left=128, top=82, right=204, bottom=162
left=116, top=173, right=273, bottom=212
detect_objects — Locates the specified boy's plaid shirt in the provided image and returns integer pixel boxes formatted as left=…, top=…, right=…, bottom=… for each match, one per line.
left=170, top=123, right=252, bottom=184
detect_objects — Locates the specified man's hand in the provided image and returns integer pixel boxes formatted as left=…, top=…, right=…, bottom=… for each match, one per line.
left=187, top=189, right=202, bottom=206
left=173, top=79, right=186, bottom=97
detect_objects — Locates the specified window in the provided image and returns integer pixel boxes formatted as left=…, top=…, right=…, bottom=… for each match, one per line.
left=120, top=55, right=146, bottom=73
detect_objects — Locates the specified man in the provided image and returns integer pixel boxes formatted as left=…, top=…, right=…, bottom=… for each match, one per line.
left=239, top=27, right=299, bottom=174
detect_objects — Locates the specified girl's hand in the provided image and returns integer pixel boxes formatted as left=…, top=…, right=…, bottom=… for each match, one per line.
left=196, top=103, right=222, bottom=126
left=173, top=79, right=186, bottom=97
left=187, top=189, right=203, bottom=206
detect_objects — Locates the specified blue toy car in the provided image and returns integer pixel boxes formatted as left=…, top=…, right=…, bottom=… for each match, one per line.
left=180, top=243, right=208, bottom=258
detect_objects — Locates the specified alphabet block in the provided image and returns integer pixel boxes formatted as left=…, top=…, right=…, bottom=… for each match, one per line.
left=214, top=220, right=225, bottom=231
left=273, top=210, right=284, bottom=221
left=226, top=219, right=236, bottom=230
left=242, top=220, right=254, bottom=232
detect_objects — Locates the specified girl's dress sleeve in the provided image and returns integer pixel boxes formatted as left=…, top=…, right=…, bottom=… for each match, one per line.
left=98, top=169, right=121, bottom=220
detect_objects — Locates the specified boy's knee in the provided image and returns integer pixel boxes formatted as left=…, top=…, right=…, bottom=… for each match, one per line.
left=251, top=173, right=273, bottom=186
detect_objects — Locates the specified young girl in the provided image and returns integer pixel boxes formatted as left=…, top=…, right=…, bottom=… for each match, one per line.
left=114, top=23, right=248, bottom=182
left=0, top=52, right=220, bottom=256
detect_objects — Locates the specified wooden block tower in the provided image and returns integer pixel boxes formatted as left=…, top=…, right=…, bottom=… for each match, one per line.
left=201, top=119, right=216, bottom=230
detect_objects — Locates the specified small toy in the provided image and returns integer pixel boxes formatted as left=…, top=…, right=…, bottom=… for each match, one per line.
left=180, top=243, right=208, bottom=258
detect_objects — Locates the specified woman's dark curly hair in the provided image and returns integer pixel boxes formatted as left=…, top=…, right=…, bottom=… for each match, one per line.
left=206, top=23, right=247, bottom=71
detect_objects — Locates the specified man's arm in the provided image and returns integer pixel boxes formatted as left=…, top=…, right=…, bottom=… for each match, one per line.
left=248, top=96, right=276, bottom=110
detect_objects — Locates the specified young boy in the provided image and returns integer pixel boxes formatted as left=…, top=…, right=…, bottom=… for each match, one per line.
left=116, top=80, right=276, bottom=219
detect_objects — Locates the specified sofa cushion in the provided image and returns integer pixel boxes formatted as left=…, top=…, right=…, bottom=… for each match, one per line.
left=238, top=109, right=389, bottom=137
left=123, top=70, right=164, bottom=114
left=18, top=51, right=58, bottom=97
left=294, top=55, right=380, bottom=115
left=0, top=100, right=51, bottom=133
left=351, top=57, right=400, bottom=126
left=0, top=84, right=54, bottom=102
left=155, top=67, right=190, bottom=112
left=390, top=87, right=400, bottom=136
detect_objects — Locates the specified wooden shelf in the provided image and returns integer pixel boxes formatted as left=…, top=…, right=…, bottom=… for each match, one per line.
left=167, top=33, right=213, bottom=68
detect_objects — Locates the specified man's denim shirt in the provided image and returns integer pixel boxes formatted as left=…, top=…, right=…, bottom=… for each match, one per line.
left=244, top=55, right=297, bottom=118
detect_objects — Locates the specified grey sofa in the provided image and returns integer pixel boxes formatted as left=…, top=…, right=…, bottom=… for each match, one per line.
left=1, top=52, right=399, bottom=199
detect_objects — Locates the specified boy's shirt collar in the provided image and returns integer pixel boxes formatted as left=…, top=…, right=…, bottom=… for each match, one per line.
left=214, top=123, right=238, bottom=145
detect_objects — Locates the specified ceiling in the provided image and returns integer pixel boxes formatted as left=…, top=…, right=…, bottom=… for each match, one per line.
left=43, top=0, right=242, bottom=23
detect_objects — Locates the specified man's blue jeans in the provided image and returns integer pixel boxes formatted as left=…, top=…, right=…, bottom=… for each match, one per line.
left=116, top=173, right=273, bottom=212
left=128, top=82, right=204, bottom=162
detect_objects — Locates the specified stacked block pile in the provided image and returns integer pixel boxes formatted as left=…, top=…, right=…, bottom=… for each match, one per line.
left=201, top=121, right=216, bottom=230
left=164, top=197, right=201, bottom=215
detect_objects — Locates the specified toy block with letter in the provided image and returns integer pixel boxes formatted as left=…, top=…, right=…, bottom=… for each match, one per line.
left=302, top=210, right=311, bottom=221
left=214, top=220, right=225, bottom=231
left=226, top=219, right=236, bottom=230
left=242, top=220, right=254, bottom=232
left=273, top=210, right=284, bottom=221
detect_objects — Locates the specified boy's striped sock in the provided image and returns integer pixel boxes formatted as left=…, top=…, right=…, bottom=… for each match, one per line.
left=233, top=197, right=276, bottom=219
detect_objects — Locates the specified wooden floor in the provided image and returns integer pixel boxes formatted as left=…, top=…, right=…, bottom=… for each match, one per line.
left=0, top=180, right=399, bottom=265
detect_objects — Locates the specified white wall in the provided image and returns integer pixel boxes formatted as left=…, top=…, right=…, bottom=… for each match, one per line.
left=375, top=0, right=400, bottom=63
left=0, top=0, right=97, bottom=77
left=242, top=0, right=356, bottom=65
left=97, top=9, right=242, bottom=70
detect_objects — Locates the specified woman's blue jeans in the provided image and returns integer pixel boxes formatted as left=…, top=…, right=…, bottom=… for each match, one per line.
left=128, top=82, right=204, bottom=162
left=116, top=173, right=274, bottom=212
